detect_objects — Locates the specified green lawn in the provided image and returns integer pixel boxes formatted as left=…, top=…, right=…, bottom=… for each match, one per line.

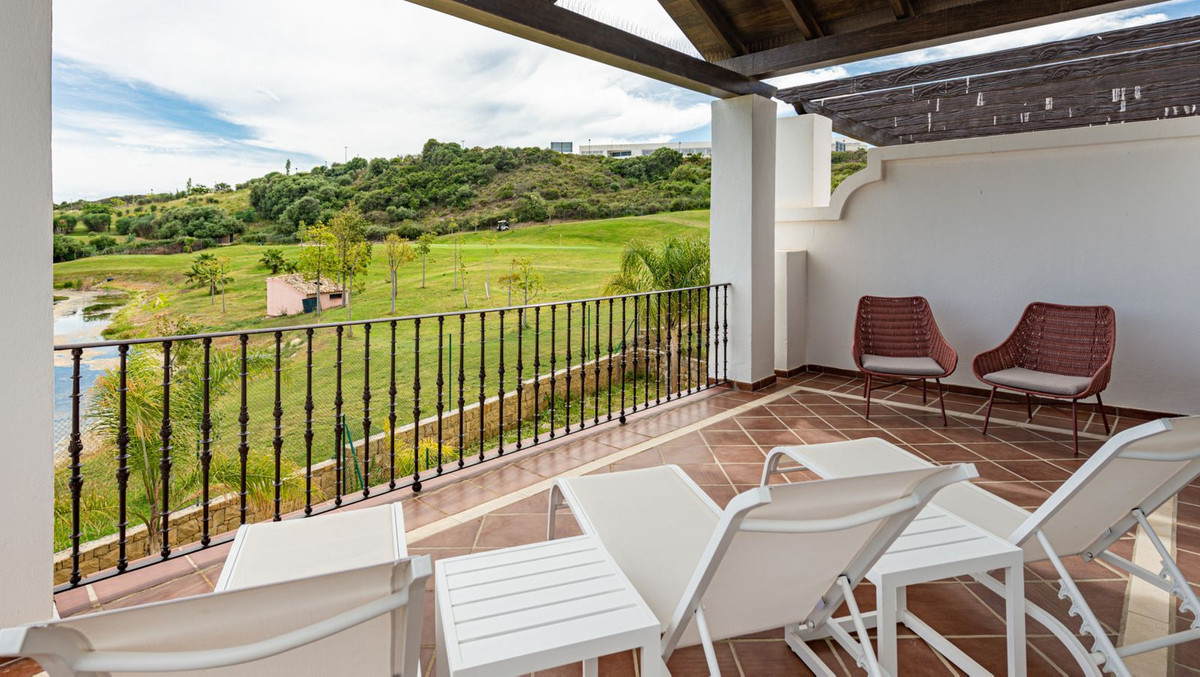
left=55, top=211, right=714, bottom=551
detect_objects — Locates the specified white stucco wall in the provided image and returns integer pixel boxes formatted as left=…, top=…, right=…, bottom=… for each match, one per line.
left=778, top=117, right=1200, bottom=414
left=0, top=0, right=53, bottom=624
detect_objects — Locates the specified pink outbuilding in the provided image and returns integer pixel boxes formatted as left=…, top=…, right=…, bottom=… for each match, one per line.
left=265, top=274, right=344, bottom=317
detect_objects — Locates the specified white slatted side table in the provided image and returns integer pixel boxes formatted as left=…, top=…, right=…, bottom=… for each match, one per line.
left=801, top=505, right=1025, bottom=677
left=435, top=535, right=663, bottom=677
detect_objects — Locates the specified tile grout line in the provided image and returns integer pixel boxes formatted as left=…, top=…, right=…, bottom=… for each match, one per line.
left=405, top=386, right=805, bottom=545
left=792, top=385, right=1112, bottom=442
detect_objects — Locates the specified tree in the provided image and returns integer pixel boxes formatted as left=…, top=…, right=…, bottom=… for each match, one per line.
left=328, top=205, right=372, bottom=334
left=298, top=223, right=337, bottom=319
left=259, top=248, right=289, bottom=274
left=500, top=257, right=545, bottom=313
left=415, top=232, right=435, bottom=288
left=54, top=213, right=78, bottom=234
left=602, top=235, right=709, bottom=383
left=460, top=259, right=470, bottom=308
left=81, top=212, right=111, bottom=233
left=482, top=234, right=498, bottom=299
left=285, top=159, right=292, bottom=176
left=384, top=233, right=416, bottom=314
left=183, top=253, right=232, bottom=310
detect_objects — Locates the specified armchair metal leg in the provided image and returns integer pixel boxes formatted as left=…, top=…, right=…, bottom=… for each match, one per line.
left=935, top=379, right=947, bottom=426
left=982, top=387, right=998, bottom=436
left=1025, top=394, right=1033, bottom=421
left=863, top=374, right=873, bottom=420
left=1096, top=393, right=1111, bottom=435
left=1071, top=400, right=1080, bottom=457
left=922, top=379, right=927, bottom=404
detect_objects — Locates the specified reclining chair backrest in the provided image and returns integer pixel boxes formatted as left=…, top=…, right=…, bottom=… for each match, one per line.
left=1010, top=416, right=1200, bottom=561
left=662, top=464, right=974, bottom=653
left=0, top=556, right=430, bottom=677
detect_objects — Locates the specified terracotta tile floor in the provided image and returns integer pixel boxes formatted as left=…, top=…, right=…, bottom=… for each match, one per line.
left=17, top=370, right=1200, bottom=675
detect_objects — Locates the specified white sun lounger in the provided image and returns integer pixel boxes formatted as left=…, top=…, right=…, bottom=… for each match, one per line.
left=0, top=503, right=430, bottom=676
left=766, top=415, right=1200, bottom=677
left=547, top=462, right=976, bottom=676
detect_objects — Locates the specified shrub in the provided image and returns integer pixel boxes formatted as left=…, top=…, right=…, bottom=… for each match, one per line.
left=90, top=234, right=118, bottom=253
left=53, top=235, right=94, bottom=262
left=81, top=212, right=111, bottom=233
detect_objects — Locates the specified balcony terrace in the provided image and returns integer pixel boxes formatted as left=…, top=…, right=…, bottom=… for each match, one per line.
left=9, top=371, right=1192, bottom=676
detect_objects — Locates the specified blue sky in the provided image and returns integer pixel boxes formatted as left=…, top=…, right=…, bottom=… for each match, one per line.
left=52, top=0, right=1200, bottom=201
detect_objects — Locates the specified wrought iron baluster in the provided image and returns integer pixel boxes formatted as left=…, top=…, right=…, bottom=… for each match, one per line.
left=116, top=344, right=130, bottom=571
left=304, top=329, right=314, bottom=512
left=497, top=310, right=506, bottom=455
left=412, top=318, right=422, bottom=492
left=436, top=316, right=445, bottom=474
left=159, top=341, right=173, bottom=559
left=711, top=286, right=720, bottom=389
left=478, top=312, right=486, bottom=462
left=516, top=308, right=524, bottom=450
left=644, top=293, right=651, bottom=408
left=593, top=299, right=601, bottom=425
left=723, top=285, right=729, bottom=383
left=333, top=326, right=344, bottom=505
left=579, top=302, right=587, bottom=430
left=68, top=348, right=83, bottom=585
left=630, top=296, right=638, bottom=415
left=676, top=290, right=684, bottom=397
left=238, top=335, right=251, bottom=522
left=200, top=337, right=213, bottom=545
left=699, top=287, right=708, bottom=390
left=272, top=331, right=283, bottom=520
left=549, top=305, right=557, bottom=438
left=656, top=292, right=663, bottom=405
left=607, top=298, right=614, bottom=421
left=687, top=288, right=694, bottom=394
left=565, top=303, right=572, bottom=434
left=362, top=323, right=372, bottom=497
left=533, top=306, right=541, bottom=444
left=388, top=321, right=397, bottom=489
left=458, top=314, right=466, bottom=469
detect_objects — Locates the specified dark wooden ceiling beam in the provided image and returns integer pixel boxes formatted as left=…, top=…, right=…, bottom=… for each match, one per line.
left=720, top=0, right=1162, bottom=78
left=684, top=0, right=747, bottom=57
left=404, top=0, right=775, bottom=98
left=778, top=0, right=824, bottom=40
left=778, top=15, right=1200, bottom=101
left=886, top=0, right=915, bottom=20
left=792, top=98, right=905, bottom=146
left=913, top=107, right=1200, bottom=142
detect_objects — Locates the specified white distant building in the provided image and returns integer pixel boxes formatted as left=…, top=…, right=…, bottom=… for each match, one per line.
left=573, top=137, right=869, bottom=158
left=833, top=138, right=870, bottom=152
left=578, top=141, right=712, bottom=158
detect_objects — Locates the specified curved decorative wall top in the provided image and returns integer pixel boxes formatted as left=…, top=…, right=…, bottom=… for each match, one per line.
left=777, top=116, right=1200, bottom=223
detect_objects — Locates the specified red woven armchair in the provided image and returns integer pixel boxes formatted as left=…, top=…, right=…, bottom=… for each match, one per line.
left=852, top=296, right=958, bottom=424
left=973, top=302, right=1115, bottom=455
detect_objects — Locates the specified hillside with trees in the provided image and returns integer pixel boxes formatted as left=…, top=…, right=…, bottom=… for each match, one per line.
left=52, top=141, right=869, bottom=263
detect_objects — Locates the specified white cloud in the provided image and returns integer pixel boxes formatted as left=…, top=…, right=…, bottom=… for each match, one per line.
left=52, top=0, right=712, bottom=200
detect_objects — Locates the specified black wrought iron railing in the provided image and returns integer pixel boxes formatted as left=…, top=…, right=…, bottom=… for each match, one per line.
left=54, top=284, right=730, bottom=589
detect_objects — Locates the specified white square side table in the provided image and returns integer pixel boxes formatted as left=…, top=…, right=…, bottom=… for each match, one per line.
left=796, top=505, right=1025, bottom=676
left=435, top=535, right=663, bottom=677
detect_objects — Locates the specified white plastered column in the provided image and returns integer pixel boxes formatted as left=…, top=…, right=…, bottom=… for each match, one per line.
left=774, top=115, right=831, bottom=375
left=710, top=95, right=776, bottom=389
left=0, top=0, right=54, bottom=624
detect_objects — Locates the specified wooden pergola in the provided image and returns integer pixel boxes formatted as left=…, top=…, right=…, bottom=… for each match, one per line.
left=405, top=0, right=1165, bottom=98
left=778, top=16, right=1200, bottom=145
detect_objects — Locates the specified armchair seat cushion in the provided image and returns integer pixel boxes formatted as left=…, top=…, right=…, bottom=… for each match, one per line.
left=861, top=354, right=946, bottom=376
left=983, top=367, right=1092, bottom=396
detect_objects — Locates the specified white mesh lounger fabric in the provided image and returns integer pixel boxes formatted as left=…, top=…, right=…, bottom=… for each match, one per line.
left=768, top=416, right=1200, bottom=677
left=548, top=462, right=976, bottom=676
left=0, top=502, right=428, bottom=677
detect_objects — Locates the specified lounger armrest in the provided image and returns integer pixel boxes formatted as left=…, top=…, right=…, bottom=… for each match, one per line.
left=760, top=447, right=811, bottom=486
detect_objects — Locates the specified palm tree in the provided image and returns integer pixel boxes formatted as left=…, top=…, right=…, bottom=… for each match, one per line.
left=603, top=236, right=709, bottom=388
left=87, top=342, right=289, bottom=554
